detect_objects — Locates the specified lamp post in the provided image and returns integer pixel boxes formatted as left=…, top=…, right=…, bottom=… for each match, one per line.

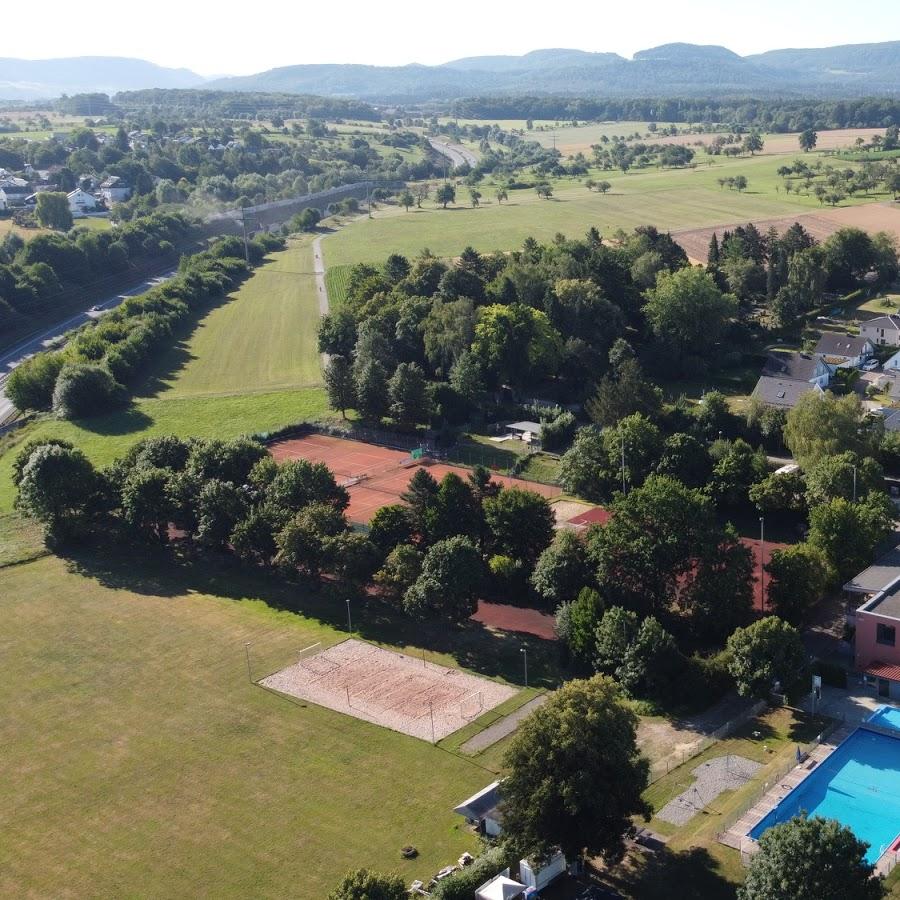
left=520, top=647, right=528, bottom=689
left=346, top=597, right=352, bottom=635
left=759, top=516, right=766, bottom=611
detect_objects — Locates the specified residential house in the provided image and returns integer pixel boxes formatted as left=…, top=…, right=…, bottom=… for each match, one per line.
left=99, top=176, right=131, bottom=204
left=861, top=315, right=900, bottom=348
left=855, top=575, right=900, bottom=699
left=813, top=332, right=874, bottom=370
left=751, top=376, right=824, bottom=410
left=761, top=351, right=831, bottom=388
left=454, top=781, right=503, bottom=836
left=0, top=189, right=7, bottom=212
left=0, top=176, right=30, bottom=206
left=67, top=188, right=98, bottom=217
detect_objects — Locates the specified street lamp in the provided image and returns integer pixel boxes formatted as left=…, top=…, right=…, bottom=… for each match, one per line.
left=520, top=647, right=528, bottom=689
left=759, top=516, right=766, bottom=611
left=346, top=597, right=352, bottom=634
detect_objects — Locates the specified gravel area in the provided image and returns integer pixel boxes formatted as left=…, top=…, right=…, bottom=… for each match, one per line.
left=657, top=755, right=763, bottom=826
left=261, top=639, right=518, bottom=742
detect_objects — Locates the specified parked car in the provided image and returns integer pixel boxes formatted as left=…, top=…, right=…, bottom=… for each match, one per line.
left=862, top=358, right=880, bottom=371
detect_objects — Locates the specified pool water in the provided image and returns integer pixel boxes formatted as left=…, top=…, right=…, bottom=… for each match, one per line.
left=749, top=719, right=900, bottom=863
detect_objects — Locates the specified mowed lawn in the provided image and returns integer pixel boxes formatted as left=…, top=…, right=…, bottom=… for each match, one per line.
left=142, top=238, right=323, bottom=399
left=0, top=555, right=494, bottom=898
left=0, top=387, right=331, bottom=513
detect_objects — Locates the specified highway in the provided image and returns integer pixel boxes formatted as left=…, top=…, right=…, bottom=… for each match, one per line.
left=0, top=269, right=176, bottom=423
left=428, top=139, right=478, bottom=170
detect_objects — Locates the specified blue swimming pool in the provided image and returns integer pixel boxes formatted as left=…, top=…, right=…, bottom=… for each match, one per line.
left=749, top=711, right=900, bottom=863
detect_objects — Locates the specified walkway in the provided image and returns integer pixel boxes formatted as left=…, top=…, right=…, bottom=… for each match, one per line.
left=312, top=236, right=329, bottom=370
left=461, top=694, right=548, bottom=754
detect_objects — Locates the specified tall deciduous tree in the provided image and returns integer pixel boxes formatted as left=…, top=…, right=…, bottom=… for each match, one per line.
left=484, top=487, right=555, bottom=566
left=784, top=392, right=874, bottom=468
left=35, top=192, right=73, bottom=230
left=403, top=536, right=482, bottom=621
left=766, top=543, right=833, bottom=625
left=388, top=362, right=429, bottom=426
left=324, top=354, right=356, bottom=418
left=726, top=616, right=806, bottom=698
left=500, top=675, right=650, bottom=864
left=738, top=814, right=882, bottom=900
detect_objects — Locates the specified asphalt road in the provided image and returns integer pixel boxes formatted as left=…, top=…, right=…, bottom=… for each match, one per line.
left=428, top=139, right=477, bottom=170
left=0, top=269, right=176, bottom=423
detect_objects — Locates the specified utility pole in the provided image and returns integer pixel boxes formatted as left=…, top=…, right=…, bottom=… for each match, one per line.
left=853, top=465, right=858, bottom=503
left=240, top=207, right=250, bottom=263
left=520, top=647, right=528, bottom=689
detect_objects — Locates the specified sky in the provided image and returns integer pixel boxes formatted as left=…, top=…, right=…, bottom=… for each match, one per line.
left=8, top=0, right=900, bottom=76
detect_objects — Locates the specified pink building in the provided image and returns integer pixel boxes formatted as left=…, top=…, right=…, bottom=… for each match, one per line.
left=855, top=574, right=900, bottom=699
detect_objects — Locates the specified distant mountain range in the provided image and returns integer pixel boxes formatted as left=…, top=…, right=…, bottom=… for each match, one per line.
left=0, top=57, right=205, bottom=101
left=206, top=42, right=900, bottom=100
left=3, top=42, right=900, bottom=103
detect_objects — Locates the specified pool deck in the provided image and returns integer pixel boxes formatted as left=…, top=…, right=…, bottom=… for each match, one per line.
left=719, top=722, right=855, bottom=855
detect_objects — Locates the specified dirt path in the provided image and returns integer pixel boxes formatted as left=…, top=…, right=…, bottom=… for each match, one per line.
left=461, top=694, right=549, bottom=754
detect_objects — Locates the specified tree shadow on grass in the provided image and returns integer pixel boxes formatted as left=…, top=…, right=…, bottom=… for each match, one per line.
left=611, top=846, right=737, bottom=900
left=73, top=403, right=154, bottom=436
left=61, top=544, right=562, bottom=688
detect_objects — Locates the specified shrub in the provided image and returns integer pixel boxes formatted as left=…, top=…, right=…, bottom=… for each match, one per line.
left=51, top=363, right=125, bottom=419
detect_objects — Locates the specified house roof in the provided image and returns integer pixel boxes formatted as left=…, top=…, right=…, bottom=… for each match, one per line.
left=814, top=332, right=871, bottom=358
left=454, top=781, right=501, bottom=820
left=844, top=544, right=900, bottom=594
left=752, top=376, right=823, bottom=409
left=863, top=315, right=900, bottom=333
left=762, top=352, right=822, bottom=382
left=507, top=421, right=542, bottom=434
left=857, top=573, right=900, bottom=619
left=865, top=661, right=900, bottom=683
left=883, top=409, right=900, bottom=433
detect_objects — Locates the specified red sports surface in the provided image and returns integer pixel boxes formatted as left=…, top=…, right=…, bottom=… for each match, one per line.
left=269, top=433, right=560, bottom=523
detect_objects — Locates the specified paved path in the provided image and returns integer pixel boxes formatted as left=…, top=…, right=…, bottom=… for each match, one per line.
left=0, top=269, right=175, bottom=423
left=312, top=236, right=329, bottom=372
left=461, top=694, right=548, bottom=754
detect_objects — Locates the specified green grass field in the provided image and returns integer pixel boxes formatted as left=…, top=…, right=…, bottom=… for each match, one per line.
left=140, top=239, right=323, bottom=399
left=324, top=264, right=352, bottom=308
left=323, top=152, right=887, bottom=268
left=0, top=553, right=509, bottom=898
left=0, top=388, right=330, bottom=514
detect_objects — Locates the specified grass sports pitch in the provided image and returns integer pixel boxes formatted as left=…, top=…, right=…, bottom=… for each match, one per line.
left=262, top=638, right=518, bottom=742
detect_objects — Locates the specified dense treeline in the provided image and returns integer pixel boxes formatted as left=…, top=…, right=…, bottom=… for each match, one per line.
left=0, top=210, right=191, bottom=333
left=6, top=231, right=283, bottom=416
left=67, top=90, right=380, bottom=122
left=449, top=96, right=900, bottom=131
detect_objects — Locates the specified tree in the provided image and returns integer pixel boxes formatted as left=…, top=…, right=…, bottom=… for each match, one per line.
left=726, top=616, right=806, bottom=698
left=277, top=503, right=347, bottom=577
left=495, top=187, right=508, bottom=204
left=51, top=363, right=124, bottom=419
left=399, top=190, right=414, bottom=212
left=808, top=493, right=894, bottom=583
left=743, top=133, right=764, bottom=155
left=426, top=472, right=482, bottom=544
left=268, top=459, right=349, bottom=512
left=484, top=487, right=555, bottom=566
left=706, top=438, right=769, bottom=508
left=374, top=543, right=423, bottom=598
left=120, top=466, right=176, bottom=543
left=469, top=188, right=482, bottom=208
left=368, top=504, right=414, bottom=556
left=799, top=129, right=818, bottom=152
left=590, top=475, right=716, bottom=615
left=500, top=675, right=650, bottom=864
left=35, top=192, right=73, bottom=230
left=324, top=354, right=356, bottom=418
left=327, top=868, right=406, bottom=900
left=593, top=606, right=640, bottom=676
left=766, top=543, right=833, bottom=625
left=643, top=267, right=736, bottom=369
left=400, top=467, right=439, bottom=537
left=555, top=587, right=604, bottom=669
left=784, top=392, right=873, bottom=467
left=195, top=479, right=246, bottom=550
left=586, top=357, right=662, bottom=428
left=738, top=814, right=882, bottom=900
left=558, top=427, right=607, bottom=501
left=531, top=529, right=592, bottom=607
left=616, top=616, right=685, bottom=703
left=804, top=451, right=884, bottom=508
left=435, top=183, right=455, bottom=208
left=354, top=359, right=390, bottom=421
left=733, top=175, right=748, bottom=192
left=388, top=362, right=429, bottom=426
left=15, top=443, right=98, bottom=539
left=449, top=350, right=485, bottom=406
left=5, top=351, right=66, bottom=412
left=403, top=536, right=482, bottom=621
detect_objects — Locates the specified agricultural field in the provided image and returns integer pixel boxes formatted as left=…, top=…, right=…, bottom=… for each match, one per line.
left=0, top=553, right=516, bottom=898
left=141, top=238, right=323, bottom=399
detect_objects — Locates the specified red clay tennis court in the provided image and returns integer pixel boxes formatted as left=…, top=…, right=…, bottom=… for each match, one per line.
left=269, top=432, right=561, bottom=523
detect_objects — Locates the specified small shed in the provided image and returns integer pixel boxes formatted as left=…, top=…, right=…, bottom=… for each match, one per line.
left=454, top=780, right=503, bottom=836
left=506, top=421, right=542, bottom=443
left=475, top=873, right=527, bottom=900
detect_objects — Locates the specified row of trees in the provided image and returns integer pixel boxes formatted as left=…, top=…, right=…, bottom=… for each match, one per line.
left=7, top=232, right=283, bottom=416
left=0, top=210, right=191, bottom=334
